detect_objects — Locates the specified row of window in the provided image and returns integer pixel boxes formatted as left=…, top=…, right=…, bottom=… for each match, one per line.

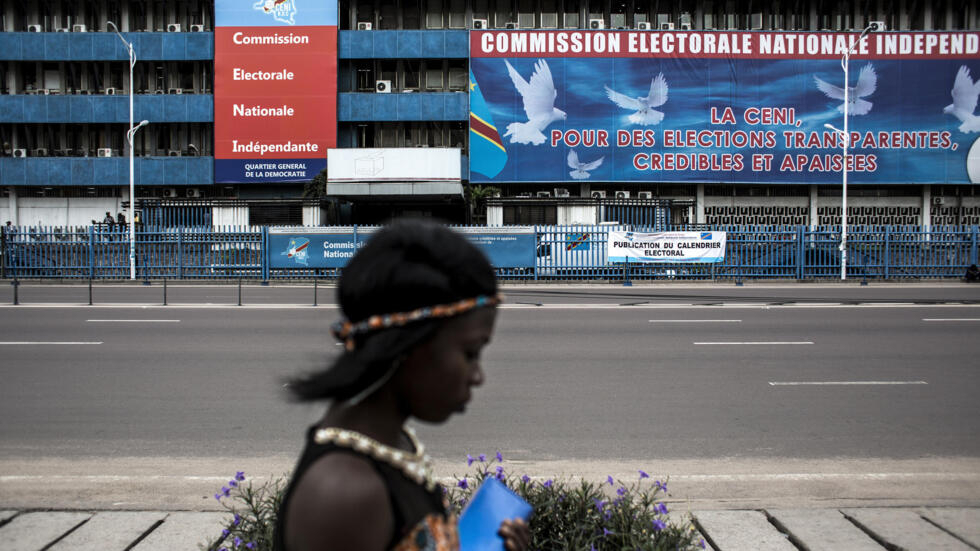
left=1, top=123, right=213, bottom=157
left=1, top=61, right=212, bottom=96
left=0, top=0, right=213, bottom=33
left=342, top=0, right=977, bottom=31
left=342, top=60, right=469, bottom=93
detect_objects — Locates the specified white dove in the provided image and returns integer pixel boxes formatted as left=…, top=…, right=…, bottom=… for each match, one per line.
left=943, top=65, right=980, bottom=133
left=567, top=149, right=604, bottom=180
left=604, top=73, right=669, bottom=126
left=814, top=64, right=877, bottom=116
left=503, top=59, right=566, bottom=145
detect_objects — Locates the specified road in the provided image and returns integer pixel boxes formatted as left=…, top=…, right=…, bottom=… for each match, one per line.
left=1, top=283, right=979, bottom=510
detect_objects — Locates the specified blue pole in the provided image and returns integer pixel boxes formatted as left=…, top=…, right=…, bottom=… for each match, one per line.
left=177, top=227, right=183, bottom=280
left=972, top=225, right=978, bottom=266
left=884, top=226, right=891, bottom=281
left=88, top=225, right=95, bottom=280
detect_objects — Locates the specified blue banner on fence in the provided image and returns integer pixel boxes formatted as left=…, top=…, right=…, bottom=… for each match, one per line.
left=469, top=30, right=980, bottom=185
left=268, top=227, right=536, bottom=269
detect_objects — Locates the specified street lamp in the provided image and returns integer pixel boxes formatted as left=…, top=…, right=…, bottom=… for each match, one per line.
left=829, top=21, right=883, bottom=280
left=107, top=21, right=140, bottom=280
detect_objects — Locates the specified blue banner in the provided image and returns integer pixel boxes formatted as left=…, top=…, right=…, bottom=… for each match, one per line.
left=215, top=158, right=326, bottom=184
left=469, top=30, right=980, bottom=185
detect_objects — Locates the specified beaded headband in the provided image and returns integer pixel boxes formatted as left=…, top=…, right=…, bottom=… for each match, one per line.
left=331, top=294, right=502, bottom=351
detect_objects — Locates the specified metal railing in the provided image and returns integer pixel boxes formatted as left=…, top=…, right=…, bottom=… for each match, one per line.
left=2, top=224, right=977, bottom=281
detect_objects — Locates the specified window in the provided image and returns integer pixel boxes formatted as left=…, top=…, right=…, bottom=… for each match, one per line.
left=425, top=66, right=444, bottom=91
left=403, top=61, right=420, bottom=90
left=448, top=0, right=466, bottom=28
left=503, top=205, right=557, bottom=225
left=448, top=60, right=467, bottom=91
left=564, top=0, right=580, bottom=28
left=425, top=0, right=443, bottom=28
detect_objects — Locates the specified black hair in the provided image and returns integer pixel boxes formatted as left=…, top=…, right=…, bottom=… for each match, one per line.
left=288, top=218, right=497, bottom=402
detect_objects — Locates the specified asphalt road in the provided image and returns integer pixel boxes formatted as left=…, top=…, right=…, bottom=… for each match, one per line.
left=2, top=283, right=979, bottom=509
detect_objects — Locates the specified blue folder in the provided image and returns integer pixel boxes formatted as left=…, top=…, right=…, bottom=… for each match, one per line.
left=458, top=477, right=533, bottom=551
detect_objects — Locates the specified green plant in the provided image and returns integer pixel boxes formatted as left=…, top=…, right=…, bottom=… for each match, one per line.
left=447, top=454, right=705, bottom=550
left=303, top=168, right=328, bottom=199
left=202, top=472, right=285, bottom=551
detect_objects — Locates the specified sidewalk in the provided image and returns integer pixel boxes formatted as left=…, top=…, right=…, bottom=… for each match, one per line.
left=1, top=507, right=978, bottom=550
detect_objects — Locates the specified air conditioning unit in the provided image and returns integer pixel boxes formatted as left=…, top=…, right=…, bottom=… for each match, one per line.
left=27, top=24, right=42, bottom=32
left=168, top=88, right=183, bottom=94
left=356, top=21, right=373, bottom=30
left=105, top=87, right=117, bottom=95
left=554, top=188, right=570, bottom=198
left=536, top=191, right=551, bottom=198
left=932, top=196, right=945, bottom=206
left=660, top=22, right=675, bottom=30
left=190, top=24, right=205, bottom=32
left=637, top=22, right=653, bottom=30
left=56, top=28, right=70, bottom=32
left=588, top=19, right=605, bottom=29
left=167, top=23, right=182, bottom=32
left=40, top=89, right=52, bottom=95
left=154, top=89, right=165, bottom=94
left=375, top=80, right=391, bottom=93
left=167, top=150, right=182, bottom=157
left=12, top=149, right=27, bottom=158
left=76, top=89, right=90, bottom=95
left=516, top=193, right=532, bottom=198
left=33, top=148, right=49, bottom=157
left=868, top=20, right=886, bottom=32
left=73, top=24, right=87, bottom=32
left=162, top=188, right=178, bottom=198
left=97, top=148, right=112, bottom=157
left=637, top=191, right=654, bottom=199
left=185, top=188, right=201, bottom=198
left=472, top=18, right=488, bottom=29
left=680, top=23, right=692, bottom=30
left=505, top=21, right=519, bottom=29
left=591, top=190, right=606, bottom=199
left=614, top=190, right=631, bottom=199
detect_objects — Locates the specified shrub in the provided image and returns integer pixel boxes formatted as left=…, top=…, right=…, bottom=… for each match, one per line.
left=202, top=471, right=283, bottom=551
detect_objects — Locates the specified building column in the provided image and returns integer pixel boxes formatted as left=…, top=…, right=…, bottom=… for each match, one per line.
left=809, top=184, right=819, bottom=227
left=922, top=185, right=931, bottom=228
left=8, top=187, right=17, bottom=225
left=695, top=183, right=705, bottom=224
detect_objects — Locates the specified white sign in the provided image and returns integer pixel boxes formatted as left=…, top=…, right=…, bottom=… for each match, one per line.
left=607, top=231, right=727, bottom=263
left=327, top=148, right=461, bottom=182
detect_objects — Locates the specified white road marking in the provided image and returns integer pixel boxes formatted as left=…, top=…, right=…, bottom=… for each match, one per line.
left=695, top=341, right=813, bottom=345
left=1, top=303, right=979, bottom=310
left=923, top=318, right=980, bottom=321
left=768, top=381, right=928, bottom=386
left=0, top=341, right=102, bottom=345
left=650, top=319, right=741, bottom=323
left=86, top=319, right=180, bottom=323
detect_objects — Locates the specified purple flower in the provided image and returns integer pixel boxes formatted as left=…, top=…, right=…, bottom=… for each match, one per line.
left=521, top=474, right=531, bottom=484
left=496, top=465, right=504, bottom=474
left=234, top=536, right=242, bottom=546
left=699, top=538, right=706, bottom=549
left=221, top=486, right=231, bottom=497
left=616, top=486, right=627, bottom=496
left=222, top=529, right=230, bottom=536
left=638, top=470, right=650, bottom=479
left=233, top=513, right=241, bottom=526
left=655, top=502, right=668, bottom=515
left=496, top=470, right=506, bottom=482
left=235, top=471, right=245, bottom=481
left=543, top=479, right=553, bottom=488
left=229, top=479, right=238, bottom=488
left=478, top=454, right=486, bottom=462
left=593, top=498, right=607, bottom=511
left=246, top=544, right=256, bottom=550
left=607, top=475, right=615, bottom=485
left=457, top=477, right=469, bottom=489
left=467, top=454, right=474, bottom=466
left=603, top=527, right=614, bottom=537
left=652, top=519, right=666, bottom=532
left=214, top=493, right=222, bottom=501
left=591, top=546, right=598, bottom=551
left=496, top=451, right=503, bottom=462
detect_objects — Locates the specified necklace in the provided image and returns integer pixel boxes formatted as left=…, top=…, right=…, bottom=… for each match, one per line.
left=313, top=426, right=437, bottom=492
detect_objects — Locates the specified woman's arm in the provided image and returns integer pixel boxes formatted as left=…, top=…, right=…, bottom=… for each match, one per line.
left=284, top=453, right=394, bottom=551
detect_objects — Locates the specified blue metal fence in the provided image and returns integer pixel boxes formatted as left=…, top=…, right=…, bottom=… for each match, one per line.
left=2, top=224, right=978, bottom=281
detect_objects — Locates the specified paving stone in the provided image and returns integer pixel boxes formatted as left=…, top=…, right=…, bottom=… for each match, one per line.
left=918, top=508, right=980, bottom=548
left=843, top=508, right=973, bottom=551
left=766, top=508, right=884, bottom=551
left=0, top=510, right=19, bottom=523
left=131, top=512, right=230, bottom=551
left=0, top=512, right=92, bottom=551
left=694, top=510, right=796, bottom=551
left=47, top=511, right=167, bottom=551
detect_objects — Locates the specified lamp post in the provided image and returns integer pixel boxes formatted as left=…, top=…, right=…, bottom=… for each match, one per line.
left=107, top=21, right=141, bottom=280
left=828, top=22, right=880, bottom=281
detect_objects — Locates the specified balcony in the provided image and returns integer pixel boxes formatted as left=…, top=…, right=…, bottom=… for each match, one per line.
left=0, top=94, right=213, bottom=123
left=339, top=92, right=467, bottom=121
left=339, top=30, right=468, bottom=59
left=0, top=156, right=214, bottom=187
left=0, top=31, right=213, bottom=61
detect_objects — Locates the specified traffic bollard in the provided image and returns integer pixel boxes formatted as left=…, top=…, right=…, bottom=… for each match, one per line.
left=238, top=277, right=242, bottom=306
left=12, top=279, right=18, bottom=305
left=163, top=278, right=168, bottom=306
left=313, top=279, right=318, bottom=306
left=88, top=278, right=93, bottom=305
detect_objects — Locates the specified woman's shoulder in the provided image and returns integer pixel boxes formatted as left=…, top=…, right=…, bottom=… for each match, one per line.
left=285, top=452, right=394, bottom=551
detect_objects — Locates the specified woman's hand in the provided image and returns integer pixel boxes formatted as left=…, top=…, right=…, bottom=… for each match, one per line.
left=498, top=518, right=530, bottom=551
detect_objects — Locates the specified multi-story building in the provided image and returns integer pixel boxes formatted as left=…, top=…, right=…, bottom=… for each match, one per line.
left=1, top=1, right=978, bottom=228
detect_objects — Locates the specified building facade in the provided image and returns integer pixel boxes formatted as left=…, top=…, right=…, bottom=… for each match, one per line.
left=1, top=0, right=979, bottom=228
